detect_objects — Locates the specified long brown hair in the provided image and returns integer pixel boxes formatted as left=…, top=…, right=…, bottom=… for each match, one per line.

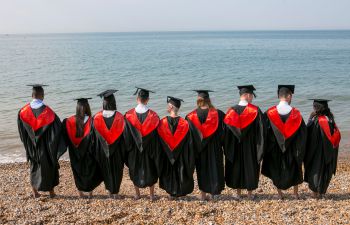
left=309, top=101, right=335, bottom=122
left=103, top=95, right=117, bottom=111
left=197, top=98, right=215, bottom=109
left=76, top=100, right=92, bottom=137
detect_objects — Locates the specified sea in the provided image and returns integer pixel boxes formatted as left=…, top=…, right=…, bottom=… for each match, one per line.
left=0, top=30, right=349, bottom=163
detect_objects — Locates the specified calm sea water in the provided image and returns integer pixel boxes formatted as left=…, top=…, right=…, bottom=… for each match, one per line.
left=1, top=30, right=349, bottom=163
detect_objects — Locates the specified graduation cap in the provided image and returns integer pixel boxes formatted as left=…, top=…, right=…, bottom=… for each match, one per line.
left=27, top=84, right=47, bottom=97
left=167, top=96, right=184, bottom=108
left=133, top=87, right=155, bottom=98
left=74, top=97, right=92, bottom=103
left=278, top=85, right=295, bottom=96
left=97, top=90, right=118, bottom=98
left=237, top=85, right=256, bottom=97
left=26, top=84, right=48, bottom=88
left=192, top=90, right=213, bottom=99
left=27, top=84, right=48, bottom=92
left=309, top=99, right=331, bottom=108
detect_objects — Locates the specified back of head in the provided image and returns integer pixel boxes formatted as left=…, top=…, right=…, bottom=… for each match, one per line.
left=32, top=87, right=44, bottom=100
left=278, top=87, right=292, bottom=99
left=169, top=103, right=180, bottom=114
left=138, top=96, right=149, bottom=105
left=197, top=97, right=215, bottom=109
left=103, top=95, right=117, bottom=111
left=311, top=101, right=334, bottom=122
left=75, top=100, right=92, bottom=137
left=167, top=96, right=183, bottom=113
left=134, top=87, right=153, bottom=105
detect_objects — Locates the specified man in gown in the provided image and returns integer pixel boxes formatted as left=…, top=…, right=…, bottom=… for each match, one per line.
left=223, top=85, right=265, bottom=199
left=262, top=85, right=307, bottom=199
left=125, top=87, right=161, bottom=201
left=18, top=84, right=65, bottom=198
left=157, top=96, right=200, bottom=198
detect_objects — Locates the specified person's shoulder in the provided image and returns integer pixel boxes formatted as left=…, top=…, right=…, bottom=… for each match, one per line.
left=125, top=108, right=135, bottom=115
left=249, top=104, right=263, bottom=114
left=215, top=108, right=226, bottom=116
left=186, top=108, right=197, bottom=117
left=148, top=109, right=159, bottom=116
left=20, top=103, right=30, bottom=110
left=92, top=111, right=103, bottom=119
left=18, top=103, right=31, bottom=115
left=42, top=104, right=57, bottom=115
left=267, top=105, right=276, bottom=111
left=178, top=116, right=186, bottom=121
left=114, top=111, right=124, bottom=118
left=223, top=106, right=235, bottom=114
left=41, top=105, right=60, bottom=120
left=291, top=107, right=302, bottom=116
left=63, top=115, right=75, bottom=123
left=159, top=116, right=168, bottom=122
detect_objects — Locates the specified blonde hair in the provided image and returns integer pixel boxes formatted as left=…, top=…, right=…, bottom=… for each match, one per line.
left=197, top=98, right=215, bottom=109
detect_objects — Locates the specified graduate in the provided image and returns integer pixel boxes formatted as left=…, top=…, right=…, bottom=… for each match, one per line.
left=125, top=87, right=160, bottom=201
left=186, top=90, right=225, bottom=200
left=261, top=85, right=307, bottom=199
left=17, top=84, right=65, bottom=198
left=92, top=90, right=130, bottom=198
left=223, top=85, right=265, bottom=199
left=62, top=98, right=102, bottom=198
left=157, top=96, right=200, bottom=198
left=304, top=99, right=341, bottom=198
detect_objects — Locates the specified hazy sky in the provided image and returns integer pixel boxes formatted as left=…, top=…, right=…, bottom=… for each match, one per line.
left=1, top=0, right=350, bottom=34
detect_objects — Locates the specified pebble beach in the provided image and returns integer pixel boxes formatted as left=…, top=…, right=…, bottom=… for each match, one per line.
left=1, top=153, right=350, bottom=224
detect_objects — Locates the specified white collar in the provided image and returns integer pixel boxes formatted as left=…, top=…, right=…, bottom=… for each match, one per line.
left=84, top=115, right=89, bottom=124
left=278, top=101, right=290, bottom=106
left=238, top=99, right=248, bottom=106
left=102, top=110, right=116, bottom=118
left=277, top=101, right=292, bottom=115
left=135, top=103, right=149, bottom=114
left=30, top=99, right=44, bottom=109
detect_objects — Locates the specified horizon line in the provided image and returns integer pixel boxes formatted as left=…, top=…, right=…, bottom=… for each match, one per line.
left=1, top=28, right=350, bottom=36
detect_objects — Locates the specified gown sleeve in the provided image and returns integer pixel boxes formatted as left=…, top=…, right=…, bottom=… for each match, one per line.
left=333, top=145, right=339, bottom=175
left=329, top=120, right=339, bottom=175
left=17, top=111, right=31, bottom=162
left=154, top=134, right=164, bottom=177
left=222, top=108, right=236, bottom=163
left=188, top=121, right=202, bottom=157
left=292, top=118, right=307, bottom=165
left=149, top=131, right=162, bottom=176
left=256, top=108, right=266, bottom=163
left=186, top=129, right=197, bottom=177
left=304, top=118, right=319, bottom=168
left=218, top=109, right=226, bottom=147
left=90, top=126, right=100, bottom=161
left=61, top=118, right=70, bottom=148
left=48, top=115, right=67, bottom=161
left=263, top=111, right=275, bottom=154
left=121, top=121, right=131, bottom=163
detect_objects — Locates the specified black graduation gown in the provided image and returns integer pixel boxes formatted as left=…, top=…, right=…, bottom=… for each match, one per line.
left=124, top=109, right=161, bottom=188
left=261, top=107, right=307, bottom=190
left=304, top=116, right=340, bottom=194
left=186, top=108, right=225, bottom=195
left=157, top=116, right=200, bottom=197
left=223, top=104, right=265, bottom=191
left=62, top=116, right=102, bottom=192
left=17, top=104, right=65, bottom=191
left=92, top=111, right=130, bottom=194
